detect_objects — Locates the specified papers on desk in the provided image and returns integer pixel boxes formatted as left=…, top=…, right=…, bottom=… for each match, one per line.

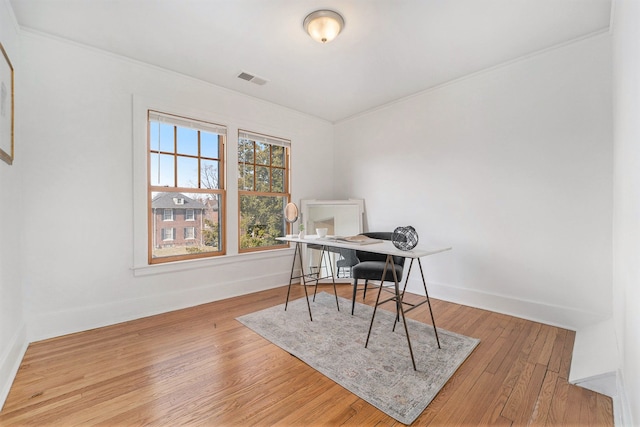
left=321, top=234, right=383, bottom=245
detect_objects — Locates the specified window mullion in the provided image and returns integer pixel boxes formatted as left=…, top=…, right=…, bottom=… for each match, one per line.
left=252, top=143, right=257, bottom=192
left=173, top=125, right=178, bottom=187
left=197, top=131, right=202, bottom=189
left=269, top=146, right=273, bottom=193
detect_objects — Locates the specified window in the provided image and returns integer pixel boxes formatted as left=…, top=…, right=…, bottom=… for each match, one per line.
left=184, top=227, right=195, bottom=240
left=148, top=110, right=226, bottom=263
left=162, top=228, right=175, bottom=241
left=238, top=130, right=290, bottom=252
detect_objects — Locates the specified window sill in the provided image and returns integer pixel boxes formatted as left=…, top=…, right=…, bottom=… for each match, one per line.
left=131, top=247, right=294, bottom=277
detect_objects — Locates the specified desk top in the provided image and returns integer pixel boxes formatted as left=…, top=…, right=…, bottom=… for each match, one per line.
left=276, top=235, right=451, bottom=259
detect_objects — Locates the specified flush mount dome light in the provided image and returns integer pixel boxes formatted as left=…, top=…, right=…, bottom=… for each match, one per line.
left=303, top=10, right=344, bottom=43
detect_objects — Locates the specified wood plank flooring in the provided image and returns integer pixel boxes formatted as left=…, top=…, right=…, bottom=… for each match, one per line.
left=0, top=284, right=614, bottom=426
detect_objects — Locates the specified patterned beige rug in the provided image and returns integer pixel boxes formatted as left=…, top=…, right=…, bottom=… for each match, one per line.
left=237, top=292, right=479, bottom=425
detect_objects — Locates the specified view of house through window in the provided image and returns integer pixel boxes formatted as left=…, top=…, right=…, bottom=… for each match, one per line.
left=148, top=111, right=226, bottom=263
left=238, top=130, right=290, bottom=252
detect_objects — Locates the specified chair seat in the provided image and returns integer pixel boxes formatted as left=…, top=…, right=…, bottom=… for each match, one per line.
left=350, top=232, right=406, bottom=315
left=352, top=260, right=403, bottom=282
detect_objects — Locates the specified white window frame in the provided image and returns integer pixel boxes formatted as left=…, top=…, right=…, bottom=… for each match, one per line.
left=132, top=95, right=296, bottom=276
left=162, top=228, right=175, bottom=241
left=184, top=226, right=196, bottom=240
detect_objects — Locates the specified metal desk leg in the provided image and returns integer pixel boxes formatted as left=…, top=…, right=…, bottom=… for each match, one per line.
left=418, top=258, right=440, bottom=348
left=312, top=246, right=340, bottom=311
left=365, top=255, right=417, bottom=370
left=393, top=258, right=414, bottom=332
left=364, top=258, right=388, bottom=348
left=390, top=255, right=417, bottom=370
left=284, top=242, right=313, bottom=321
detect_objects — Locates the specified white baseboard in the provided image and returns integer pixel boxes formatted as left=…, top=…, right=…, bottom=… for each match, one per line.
left=614, top=371, right=633, bottom=427
left=569, top=318, right=618, bottom=397
left=28, top=271, right=290, bottom=343
left=571, top=371, right=618, bottom=397
left=408, top=279, right=608, bottom=330
left=0, top=321, right=28, bottom=411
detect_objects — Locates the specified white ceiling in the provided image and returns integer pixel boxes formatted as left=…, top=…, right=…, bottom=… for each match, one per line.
left=9, top=0, right=612, bottom=122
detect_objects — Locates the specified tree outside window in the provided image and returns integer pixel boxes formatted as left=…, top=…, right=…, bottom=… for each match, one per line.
left=238, top=131, right=290, bottom=252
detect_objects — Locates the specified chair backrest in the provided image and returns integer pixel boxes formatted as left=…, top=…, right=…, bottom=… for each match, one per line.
left=356, top=232, right=405, bottom=266
left=337, top=248, right=359, bottom=266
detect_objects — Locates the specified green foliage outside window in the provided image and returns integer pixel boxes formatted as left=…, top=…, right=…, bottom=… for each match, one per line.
left=239, top=195, right=287, bottom=249
left=238, top=133, right=289, bottom=251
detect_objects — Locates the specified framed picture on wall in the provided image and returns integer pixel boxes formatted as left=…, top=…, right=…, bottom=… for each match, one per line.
left=0, top=42, right=14, bottom=165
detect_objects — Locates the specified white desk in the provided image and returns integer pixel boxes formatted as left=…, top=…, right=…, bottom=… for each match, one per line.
left=277, top=235, right=451, bottom=370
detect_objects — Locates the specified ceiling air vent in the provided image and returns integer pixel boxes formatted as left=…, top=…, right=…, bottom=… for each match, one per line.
left=237, top=71, right=268, bottom=86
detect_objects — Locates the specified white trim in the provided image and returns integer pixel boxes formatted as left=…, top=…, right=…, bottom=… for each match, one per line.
left=133, top=246, right=293, bottom=276
left=614, top=370, right=632, bottom=427
left=0, top=321, right=28, bottom=410
left=415, top=279, right=609, bottom=330
left=239, top=130, right=291, bottom=148
left=28, top=265, right=295, bottom=342
left=569, top=318, right=619, bottom=396
left=133, top=95, right=233, bottom=268
left=133, top=94, right=300, bottom=270
left=149, top=110, right=227, bottom=136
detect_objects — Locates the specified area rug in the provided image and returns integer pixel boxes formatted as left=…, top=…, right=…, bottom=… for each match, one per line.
left=236, top=292, right=480, bottom=425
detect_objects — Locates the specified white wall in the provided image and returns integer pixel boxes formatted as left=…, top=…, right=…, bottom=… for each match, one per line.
left=334, top=35, right=613, bottom=330
left=2, top=2, right=629, bottom=420
left=612, top=0, right=640, bottom=424
left=17, top=31, right=334, bottom=342
left=0, top=0, right=27, bottom=409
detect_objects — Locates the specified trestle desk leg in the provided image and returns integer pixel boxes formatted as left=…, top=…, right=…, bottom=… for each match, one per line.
left=312, top=245, right=326, bottom=301
left=390, top=255, right=417, bottom=370
left=393, top=258, right=414, bottom=332
left=284, top=242, right=313, bottom=321
left=328, top=247, right=340, bottom=311
left=364, top=258, right=388, bottom=348
left=284, top=242, right=298, bottom=312
left=365, top=255, right=417, bottom=370
left=418, top=258, right=440, bottom=348
left=311, top=246, right=340, bottom=311
left=298, top=242, right=313, bottom=321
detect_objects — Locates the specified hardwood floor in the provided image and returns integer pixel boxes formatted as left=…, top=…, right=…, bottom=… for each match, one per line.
left=0, top=284, right=613, bottom=426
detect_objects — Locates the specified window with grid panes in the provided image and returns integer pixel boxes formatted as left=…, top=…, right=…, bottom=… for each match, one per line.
left=238, top=130, right=290, bottom=252
left=184, top=227, right=196, bottom=240
left=162, top=228, right=175, bottom=241
left=148, top=111, right=226, bottom=263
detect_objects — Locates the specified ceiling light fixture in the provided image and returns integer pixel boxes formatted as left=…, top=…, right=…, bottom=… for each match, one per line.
left=303, top=10, right=344, bottom=44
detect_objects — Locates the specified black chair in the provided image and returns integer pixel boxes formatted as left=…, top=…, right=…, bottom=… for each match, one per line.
left=351, top=232, right=406, bottom=315
left=336, top=248, right=358, bottom=278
